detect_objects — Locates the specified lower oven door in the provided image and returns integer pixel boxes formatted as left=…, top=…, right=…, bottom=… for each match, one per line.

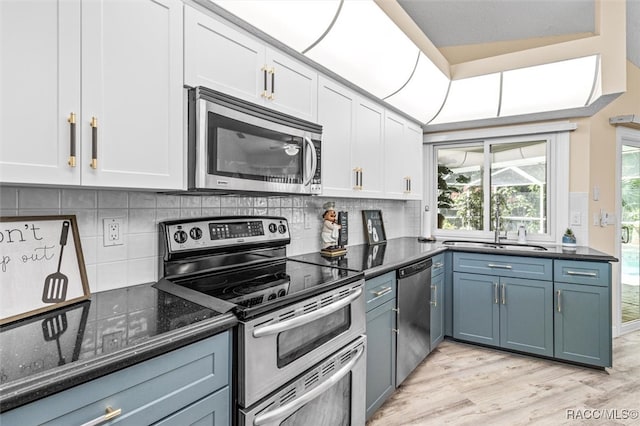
left=239, top=279, right=365, bottom=407
left=239, top=335, right=366, bottom=426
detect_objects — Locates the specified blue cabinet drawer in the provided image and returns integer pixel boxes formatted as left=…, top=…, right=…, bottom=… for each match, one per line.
left=453, top=252, right=552, bottom=281
left=554, top=260, right=610, bottom=287
left=1, top=332, right=231, bottom=425
left=431, top=253, right=445, bottom=277
left=366, top=272, right=396, bottom=311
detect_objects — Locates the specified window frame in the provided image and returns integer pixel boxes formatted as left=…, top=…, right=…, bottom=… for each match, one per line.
left=423, top=125, right=571, bottom=244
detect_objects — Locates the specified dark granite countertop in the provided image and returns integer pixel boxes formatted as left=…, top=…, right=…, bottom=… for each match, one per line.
left=290, top=237, right=618, bottom=278
left=0, top=282, right=237, bottom=412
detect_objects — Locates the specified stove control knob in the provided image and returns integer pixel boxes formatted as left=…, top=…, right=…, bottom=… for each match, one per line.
left=189, top=227, right=203, bottom=240
left=174, top=230, right=188, bottom=244
left=268, top=223, right=277, bottom=234
left=278, top=224, right=287, bottom=234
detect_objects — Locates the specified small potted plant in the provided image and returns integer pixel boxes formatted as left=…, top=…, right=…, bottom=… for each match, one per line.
left=562, top=228, right=577, bottom=248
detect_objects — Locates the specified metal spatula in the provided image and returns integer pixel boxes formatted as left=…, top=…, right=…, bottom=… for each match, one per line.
left=42, top=221, right=70, bottom=303
left=42, top=313, right=68, bottom=366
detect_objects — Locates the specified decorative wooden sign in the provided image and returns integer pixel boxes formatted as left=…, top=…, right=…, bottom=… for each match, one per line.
left=0, top=215, right=90, bottom=325
left=362, top=210, right=387, bottom=245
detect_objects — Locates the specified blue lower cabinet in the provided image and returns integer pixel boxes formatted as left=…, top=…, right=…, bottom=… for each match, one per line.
left=430, top=272, right=445, bottom=348
left=453, top=272, right=500, bottom=346
left=554, top=282, right=611, bottom=367
left=454, top=273, right=553, bottom=356
left=500, top=278, right=553, bottom=357
left=0, top=332, right=231, bottom=425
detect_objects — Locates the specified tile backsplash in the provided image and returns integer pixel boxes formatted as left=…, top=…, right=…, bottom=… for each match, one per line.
left=1, top=186, right=421, bottom=293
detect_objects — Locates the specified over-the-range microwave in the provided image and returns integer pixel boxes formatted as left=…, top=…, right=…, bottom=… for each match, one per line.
left=187, top=87, right=322, bottom=195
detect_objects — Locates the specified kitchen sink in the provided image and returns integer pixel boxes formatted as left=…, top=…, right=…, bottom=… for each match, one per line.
left=442, top=240, right=548, bottom=251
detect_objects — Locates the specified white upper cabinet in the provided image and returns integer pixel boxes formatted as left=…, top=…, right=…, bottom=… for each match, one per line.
left=0, top=0, right=81, bottom=186
left=318, top=76, right=357, bottom=198
left=353, top=98, right=385, bottom=198
left=0, top=0, right=184, bottom=190
left=81, top=0, right=184, bottom=189
left=184, top=7, right=317, bottom=122
left=384, top=112, right=423, bottom=200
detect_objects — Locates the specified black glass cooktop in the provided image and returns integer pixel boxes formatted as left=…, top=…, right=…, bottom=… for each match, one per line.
left=172, top=259, right=362, bottom=319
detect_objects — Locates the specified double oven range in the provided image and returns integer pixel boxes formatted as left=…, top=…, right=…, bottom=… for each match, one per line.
left=156, top=216, right=366, bottom=425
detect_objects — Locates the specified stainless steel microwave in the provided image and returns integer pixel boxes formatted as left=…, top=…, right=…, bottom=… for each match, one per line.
left=188, top=87, right=322, bottom=195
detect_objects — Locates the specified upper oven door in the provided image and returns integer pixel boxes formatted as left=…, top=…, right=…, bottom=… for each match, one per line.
left=238, top=278, right=365, bottom=408
left=194, top=95, right=321, bottom=194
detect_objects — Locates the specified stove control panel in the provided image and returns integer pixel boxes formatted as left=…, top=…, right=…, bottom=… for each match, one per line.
left=164, top=217, right=290, bottom=252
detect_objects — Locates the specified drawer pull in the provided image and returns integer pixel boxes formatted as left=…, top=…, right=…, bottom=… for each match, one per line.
left=81, top=406, right=122, bottom=426
left=372, top=287, right=392, bottom=297
left=566, top=270, right=597, bottom=277
left=433, top=262, right=444, bottom=269
left=487, top=263, right=512, bottom=269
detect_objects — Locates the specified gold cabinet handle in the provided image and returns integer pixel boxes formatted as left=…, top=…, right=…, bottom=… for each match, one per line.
left=67, top=113, right=77, bottom=167
left=404, top=176, right=411, bottom=193
left=353, top=167, right=363, bottom=190
left=81, top=406, right=122, bottom=426
left=90, top=117, right=98, bottom=169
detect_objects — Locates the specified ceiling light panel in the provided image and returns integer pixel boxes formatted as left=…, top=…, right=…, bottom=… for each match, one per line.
left=211, top=0, right=340, bottom=52
left=304, top=0, right=419, bottom=99
left=500, top=55, right=599, bottom=116
left=384, top=53, right=450, bottom=123
left=430, top=73, right=501, bottom=124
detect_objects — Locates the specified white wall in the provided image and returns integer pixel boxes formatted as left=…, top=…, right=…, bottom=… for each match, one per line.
left=0, top=186, right=420, bottom=293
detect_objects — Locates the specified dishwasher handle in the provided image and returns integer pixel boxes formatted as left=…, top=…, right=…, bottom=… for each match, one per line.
left=397, top=258, right=432, bottom=279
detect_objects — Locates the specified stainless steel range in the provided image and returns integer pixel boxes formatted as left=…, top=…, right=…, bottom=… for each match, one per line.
left=156, top=216, right=366, bottom=425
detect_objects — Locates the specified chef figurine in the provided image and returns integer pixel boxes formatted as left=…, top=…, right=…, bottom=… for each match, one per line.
left=321, top=201, right=342, bottom=249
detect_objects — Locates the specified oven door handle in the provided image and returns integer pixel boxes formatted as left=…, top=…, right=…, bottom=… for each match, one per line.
left=252, top=287, right=362, bottom=338
left=253, top=343, right=365, bottom=426
left=302, top=136, right=317, bottom=187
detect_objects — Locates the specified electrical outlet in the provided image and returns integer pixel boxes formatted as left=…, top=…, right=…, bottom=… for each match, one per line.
left=570, top=211, right=582, bottom=226
left=103, top=217, right=124, bottom=247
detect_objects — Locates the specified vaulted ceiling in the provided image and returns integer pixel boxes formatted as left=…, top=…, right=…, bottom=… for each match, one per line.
left=397, top=0, right=639, bottom=69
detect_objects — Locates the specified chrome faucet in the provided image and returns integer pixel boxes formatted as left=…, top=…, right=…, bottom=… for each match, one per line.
left=494, top=197, right=506, bottom=244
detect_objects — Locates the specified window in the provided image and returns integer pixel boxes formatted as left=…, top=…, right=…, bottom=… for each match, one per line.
left=428, top=128, right=570, bottom=243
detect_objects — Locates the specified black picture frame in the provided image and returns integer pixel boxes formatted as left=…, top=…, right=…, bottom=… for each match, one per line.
left=362, top=210, right=387, bottom=245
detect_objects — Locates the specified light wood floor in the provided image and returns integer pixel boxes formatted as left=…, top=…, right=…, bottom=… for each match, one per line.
left=368, top=331, right=640, bottom=425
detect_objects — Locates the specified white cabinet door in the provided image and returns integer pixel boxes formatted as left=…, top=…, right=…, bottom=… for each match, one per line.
left=318, top=76, right=357, bottom=197
left=354, top=98, right=384, bottom=198
left=0, top=0, right=81, bottom=185
left=81, top=0, right=184, bottom=189
left=184, top=7, right=265, bottom=104
left=266, top=49, right=317, bottom=122
left=384, top=113, right=423, bottom=200
left=184, top=7, right=317, bottom=122
left=404, top=123, right=423, bottom=200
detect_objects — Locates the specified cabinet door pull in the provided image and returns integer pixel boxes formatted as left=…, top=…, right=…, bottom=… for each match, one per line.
left=81, top=406, right=122, bottom=426
left=493, top=283, right=499, bottom=304
left=501, top=283, right=506, bottom=305
left=372, top=286, right=392, bottom=297
left=431, top=284, right=437, bottom=307
left=556, top=290, right=562, bottom=312
left=566, top=270, right=597, bottom=277
left=269, top=67, right=275, bottom=99
left=353, top=167, right=362, bottom=190
left=67, top=113, right=77, bottom=167
left=488, top=263, right=512, bottom=269
left=90, top=117, right=98, bottom=169
left=261, top=65, right=268, bottom=98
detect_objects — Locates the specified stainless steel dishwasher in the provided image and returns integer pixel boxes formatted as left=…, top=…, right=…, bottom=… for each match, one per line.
left=396, top=257, right=432, bottom=385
